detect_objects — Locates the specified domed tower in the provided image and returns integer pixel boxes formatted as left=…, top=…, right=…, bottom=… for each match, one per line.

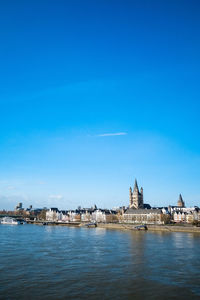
left=177, top=194, right=185, bottom=208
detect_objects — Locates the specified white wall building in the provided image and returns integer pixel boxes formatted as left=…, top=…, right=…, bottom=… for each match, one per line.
left=46, top=208, right=62, bottom=221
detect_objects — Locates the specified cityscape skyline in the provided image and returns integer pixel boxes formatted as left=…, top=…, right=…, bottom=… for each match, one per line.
left=0, top=177, right=197, bottom=211
left=1, top=1, right=200, bottom=210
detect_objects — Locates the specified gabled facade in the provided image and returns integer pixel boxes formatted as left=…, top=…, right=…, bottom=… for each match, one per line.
left=91, top=209, right=118, bottom=223
left=46, top=208, right=62, bottom=221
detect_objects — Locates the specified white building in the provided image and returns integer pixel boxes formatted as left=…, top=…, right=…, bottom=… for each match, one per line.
left=46, top=208, right=62, bottom=221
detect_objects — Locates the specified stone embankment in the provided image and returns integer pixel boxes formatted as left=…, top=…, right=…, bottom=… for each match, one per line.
left=97, top=223, right=200, bottom=233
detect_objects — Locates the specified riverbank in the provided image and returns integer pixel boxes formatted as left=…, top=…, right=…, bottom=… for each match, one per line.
left=27, top=220, right=200, bottom=233
left=97, top=223, right=200, bottom=233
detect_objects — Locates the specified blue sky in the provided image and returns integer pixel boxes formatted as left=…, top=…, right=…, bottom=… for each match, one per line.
left=0, top=0, right=200, bottom=210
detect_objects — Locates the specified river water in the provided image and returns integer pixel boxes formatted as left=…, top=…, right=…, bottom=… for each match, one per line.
left=0, top=224, right=200, bottom=300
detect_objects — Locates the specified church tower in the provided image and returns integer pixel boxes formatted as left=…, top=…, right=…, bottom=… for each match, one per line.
left=177, top=194, right=185, bottom=208
left=129, top=187, right=133, bottom=207
left=129, top=179, right=144, bottom=209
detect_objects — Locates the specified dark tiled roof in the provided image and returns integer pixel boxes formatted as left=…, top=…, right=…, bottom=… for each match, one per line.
left=143, top=204, right=151, bottom=209
left=50, top=208, right=59, bottom=212
left=124, top=208, right=162, bottom=215
left=152, top=207, right=168, bottom=210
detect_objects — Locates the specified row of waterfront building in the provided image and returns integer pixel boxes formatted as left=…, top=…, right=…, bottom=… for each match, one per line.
left=10, top=179, right=200, bottom=225
left=46, top=207, right=118, bottom=223
left=44, top=180, right=200, bottom=225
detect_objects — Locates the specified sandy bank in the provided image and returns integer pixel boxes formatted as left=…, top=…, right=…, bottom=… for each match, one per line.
left=28, top=221, right=200, bottom=233
left=97, top=223, right=200, bottom=233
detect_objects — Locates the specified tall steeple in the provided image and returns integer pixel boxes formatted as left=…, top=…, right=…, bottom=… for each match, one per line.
left=134, top=179, right=139, bottom=192
left=129, top=187, right=133, bottom=207
left=177, top=194, right=185, bottom=208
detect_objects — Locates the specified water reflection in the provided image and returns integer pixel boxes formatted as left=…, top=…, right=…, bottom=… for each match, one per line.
left=0, top=225, right=200, bottom=299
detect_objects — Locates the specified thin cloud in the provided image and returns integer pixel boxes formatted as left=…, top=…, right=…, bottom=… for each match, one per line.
left=97, top=132, right=127, bottom=137
left=38, top=181, right=46, bottom=185
left=0, top=180, right=9, bottom=185
left=49, top=194, right=63, bottom=200
left=6, top=186, right=16, bottom=190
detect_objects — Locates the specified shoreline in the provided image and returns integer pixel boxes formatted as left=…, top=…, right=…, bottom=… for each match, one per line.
left=97, top=223, right=200, bottom=233
left=28, top=220, right=200, bottom=233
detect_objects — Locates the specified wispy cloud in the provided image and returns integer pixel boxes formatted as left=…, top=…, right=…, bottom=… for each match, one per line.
left=38, top=181, right=46, bottom=185
left=6, top=185, right=16, bottom=191
left=97, top=132, right=127, bottom=137
left=0, top=180, right=9, bottom=185
left=49, top=194, right=63, bottom=200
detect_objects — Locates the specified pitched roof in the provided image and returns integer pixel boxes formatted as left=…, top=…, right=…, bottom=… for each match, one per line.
left=124, top=208, right=162, bottom=215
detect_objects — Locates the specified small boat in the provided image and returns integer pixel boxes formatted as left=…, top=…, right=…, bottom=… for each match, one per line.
left=19, top=220, right=27, bottom=225
left=134, top=225, right=148, bottom=231
left=84, top=222, right=97, bottom=228
left=1, top=217, right=20, bottom=225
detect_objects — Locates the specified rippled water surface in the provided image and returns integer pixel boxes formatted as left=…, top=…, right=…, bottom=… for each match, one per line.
left=0, top=224, right=200, bottom=300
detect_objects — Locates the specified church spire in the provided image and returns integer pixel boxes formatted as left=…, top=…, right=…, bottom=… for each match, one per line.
left=177, top=194, right=185, bottom=207
left=134, top=179, right=139, bottom=191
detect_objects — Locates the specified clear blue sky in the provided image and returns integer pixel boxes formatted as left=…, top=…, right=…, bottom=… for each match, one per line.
left=0, top=0, right=200, bottom=210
